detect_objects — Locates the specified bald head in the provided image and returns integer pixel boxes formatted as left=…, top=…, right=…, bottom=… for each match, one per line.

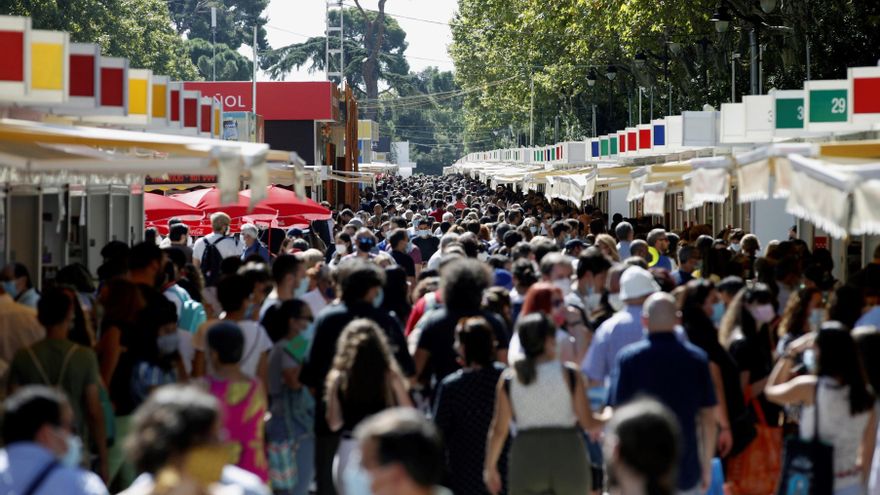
left=642, top=292, right=679, bottom=333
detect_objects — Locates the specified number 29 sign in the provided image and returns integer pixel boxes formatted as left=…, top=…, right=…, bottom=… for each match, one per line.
left=805, top=79, right=852, bottom=132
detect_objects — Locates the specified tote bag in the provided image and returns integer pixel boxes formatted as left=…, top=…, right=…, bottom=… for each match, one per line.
left=726, top=389, right=783, bottom=495
left=775, top=384, right=833, bottom=495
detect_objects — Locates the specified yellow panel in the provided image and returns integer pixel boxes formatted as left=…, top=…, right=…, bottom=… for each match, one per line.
left=31, top=43, right=64, bottom=90
left=152, top=84, right=167, bottom=118
left=213, top=109, right=220, bottom=137
left=129, top=78, right=148, bottom=115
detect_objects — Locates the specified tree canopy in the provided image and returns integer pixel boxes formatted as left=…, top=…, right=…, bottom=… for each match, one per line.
left=450, top=0, right=880, bottom=150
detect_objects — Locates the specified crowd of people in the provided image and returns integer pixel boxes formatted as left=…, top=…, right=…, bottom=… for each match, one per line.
left=1, top=172, right=880, bottom=495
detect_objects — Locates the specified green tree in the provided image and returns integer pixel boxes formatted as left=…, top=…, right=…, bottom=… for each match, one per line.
left=166, top=0, right=269, bottom=52
left=187, top=38, right=253, bottom=81
left=262, top=5, right=411, bottom=118
left=2, top=0, right=198, bottom=80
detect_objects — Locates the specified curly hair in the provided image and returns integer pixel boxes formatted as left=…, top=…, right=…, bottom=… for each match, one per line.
left=325, top=319, right=402, bottom=411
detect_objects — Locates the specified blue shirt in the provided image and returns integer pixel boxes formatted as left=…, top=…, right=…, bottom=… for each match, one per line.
left=856, top=306, right=880, bottom=328
left=581, top=305, right=645, bottom=384
left=241, top=240, right=270, bottom=262
left=0, top=443, right=107, bottom=495
left=654, top=254, right=673, bottom=271
left=608, top=333, right=717, bottom=490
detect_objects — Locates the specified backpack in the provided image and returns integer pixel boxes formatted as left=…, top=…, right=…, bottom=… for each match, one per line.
left=173, top=285, right=207, bottom=333
left=201, top=235, right=231, bottom=286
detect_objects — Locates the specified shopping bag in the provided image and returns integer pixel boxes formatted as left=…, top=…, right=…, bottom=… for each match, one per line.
left=726, top=391, right=782, bottom=495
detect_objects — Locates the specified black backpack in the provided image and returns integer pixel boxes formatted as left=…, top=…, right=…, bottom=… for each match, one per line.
left=201, top=235, right=229, bottom=286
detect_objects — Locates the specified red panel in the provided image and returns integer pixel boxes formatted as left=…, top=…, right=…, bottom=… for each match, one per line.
left=183, top=98, right=198, bottom=128
left=69, top=55, right=95, bottom=97
left=639, top=129, right=651, bottom=149
left=619, top=134, right=626, bottom=151
left=182, top=81, right=334, bottom=120
left=0, top=31, right=24, bottom=82
left=854, top=78, right=880, bottom=114
left=200, top=104, right=211, bottom=132
left=170, top=90, right=180, bottom=121
left=101, top=68, right=124, bottom=106
left=628, top=132, right=638, bottom=151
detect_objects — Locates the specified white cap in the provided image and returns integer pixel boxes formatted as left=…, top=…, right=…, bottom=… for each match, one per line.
left=241, top=223, right=258, bottom=239
left=619, top=266, right=660, bottom=301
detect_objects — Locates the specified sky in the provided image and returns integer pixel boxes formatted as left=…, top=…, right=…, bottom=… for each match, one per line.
left=256, top=0, right=458, bottom=81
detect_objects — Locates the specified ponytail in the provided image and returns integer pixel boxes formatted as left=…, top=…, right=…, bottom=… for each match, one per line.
left=513, top=358, right=537, bottom=385
left=512, top=313, right=555, bottom=385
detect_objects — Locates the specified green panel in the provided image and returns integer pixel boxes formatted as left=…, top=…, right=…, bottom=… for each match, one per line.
left=776, top=98, right=804, bottom=129
left=809, top=89, right=848, bottom=123
left=610, top=136, right=618, bottom=155
left=600, top=139, right=609, bottom=156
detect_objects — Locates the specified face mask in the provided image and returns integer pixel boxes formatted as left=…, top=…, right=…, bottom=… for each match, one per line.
left=2, top=280, right=18, bottom=299
left=586, top=292, right=603, bottom=310
left=609, top=293, right=625, bottom=312
left=57, top=430, right=82, bottom=468
left=553, top=278, right=573, bottom=297
left=530, top=226, right=538, bottom=234
left=712, top=301, right=726, bottom=326
left=730, top=243, right=742, bottom=253
left=294, top=277, right=309, bottom=298
left=406, top=241, right=414, bottom=253
left=335, top=243, right=348, bottom=255
left=243, top=302, right=256, bottom=321
left=157, top=333, right=180, bottom=356
left=749, top=303, right=776, bottom=325
left=803, top=348, right=817, bottom=374
left=419, top=230, right=430, bottom=238
left=357, top=238, right=375, bottom=252
left=183, top=444, right=230, bottom=487
left=301, top=321, right=316, bottom=342
left=808, top=308, right=824, bottom=331
left=372, top=287, right=384, bottom=308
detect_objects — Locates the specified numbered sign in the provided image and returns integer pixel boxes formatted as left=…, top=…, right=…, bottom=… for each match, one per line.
left=849, top=66, right=880, bottom=125
left=773, top=89, right=805, bottom=135
left=600, top=137, right=609, bottom=157
left=805, top=79, right=853, bottom=132
left=744, top=94, right=774, bottom=142
left=610, top=135, right=619, bottom=156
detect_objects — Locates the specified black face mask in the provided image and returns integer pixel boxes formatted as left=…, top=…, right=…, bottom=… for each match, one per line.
left=357, top=238, right=375, bottom=252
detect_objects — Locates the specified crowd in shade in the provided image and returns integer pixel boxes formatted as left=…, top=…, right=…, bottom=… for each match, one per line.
left=1, top=172, right=880, bottom=495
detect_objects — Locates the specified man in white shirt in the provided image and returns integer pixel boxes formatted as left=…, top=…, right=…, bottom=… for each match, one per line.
left=191, top=212, right=242, bottom=267
left=300, top=264, right=333, bottom=318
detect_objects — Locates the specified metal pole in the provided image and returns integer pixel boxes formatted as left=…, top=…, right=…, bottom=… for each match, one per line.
left=529, top=77, right=535, bottom=146
left=649, top=86, right=654, bottom=121
left=592, top=104, right=597, bottom=138
left=805, top=0, right=811, bottom=81
left=252, top=26, right=257, bottom=114
left=749, top=28, right=758, bottom=95
left=211, top=7, right=217, bottom=81
left=731, top=55, right=736, bottom=102
left=638, top=88, right=642, bottom=124
left=554, top=115, right=559, bottom=143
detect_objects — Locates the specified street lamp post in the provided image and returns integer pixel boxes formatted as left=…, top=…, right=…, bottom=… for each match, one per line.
left=730, top=52, right=740, bottom=102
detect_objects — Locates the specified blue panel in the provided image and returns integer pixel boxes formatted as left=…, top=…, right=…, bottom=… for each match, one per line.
left=653, top=125, right=666, bottom=146
left=591, top=141, right=600, bottom=157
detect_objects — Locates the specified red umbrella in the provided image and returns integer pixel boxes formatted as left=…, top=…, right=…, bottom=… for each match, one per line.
left=240, top=185, right=331, bottom=221
left=144, top=192, right=203, bottom=223
left=173, top=187, right=277, bottom=220
left=243, top=214, right=311, bottom=229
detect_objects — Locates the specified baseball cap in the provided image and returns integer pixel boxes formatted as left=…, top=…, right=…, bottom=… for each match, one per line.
left=493, top=269, right=514, bottom=290
left=286, top=227, right=304, bottom=237
left=619, top=266, right=661, bottom=301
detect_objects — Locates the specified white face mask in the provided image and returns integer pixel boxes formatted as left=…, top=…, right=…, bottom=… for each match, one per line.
left=335, top=243, right=348, bottom=255
left=609, top=293, right=625, bottom=312
left=553, top=278, right=573, bottom=297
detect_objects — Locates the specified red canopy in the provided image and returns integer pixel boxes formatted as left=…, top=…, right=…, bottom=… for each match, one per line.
left=243, top=214, right=310, bottom=229
left=240, top=185, right=331, bottom=221
left=172, top=187, right=277, bottom=220
left=144, top=193, right=203, bottom=223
